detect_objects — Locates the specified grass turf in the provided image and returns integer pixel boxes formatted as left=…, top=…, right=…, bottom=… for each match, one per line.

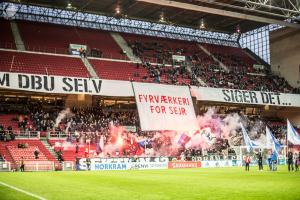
left=0, top=166, right=299, bottom=200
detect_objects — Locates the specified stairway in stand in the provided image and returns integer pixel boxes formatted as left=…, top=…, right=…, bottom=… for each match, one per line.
left=40, top=138, right=58, bottom=161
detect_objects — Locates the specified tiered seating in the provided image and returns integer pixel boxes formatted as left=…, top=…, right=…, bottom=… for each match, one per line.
left=122, top=33, right=201, bottom=64
left=0, top=139, right=56, bottom=169
left=0, top=50, right=89, bottom=77
left=89, top=59, right=148, bottom=81
left=5, top=140, right=55, bottom=162
left=18, top=20, right=124, bottom=58
left=7, top=146, right=48, bottom=161
left=0, top=19, right=16, bottom=49
left=0, top=114, right=20, bottom=132
left=201, top=43, right=256, bottom=71
left=48, top=139, right=96, bottom=161
left=0, top=141, right=15, bottom=166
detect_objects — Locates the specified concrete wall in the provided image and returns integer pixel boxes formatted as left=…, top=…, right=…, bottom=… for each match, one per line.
left=277, top=108, right=300, bottom=127
left=65, top=94, right=93, bottom=108
left=270, top=28, right=300, bottom=88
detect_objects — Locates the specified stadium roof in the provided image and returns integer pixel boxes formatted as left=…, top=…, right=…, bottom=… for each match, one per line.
left=5, top=0, right=300, bottom=33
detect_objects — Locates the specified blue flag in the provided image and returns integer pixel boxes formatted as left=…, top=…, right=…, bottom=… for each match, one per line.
left=138, top=140, right=146, bottom=148
left=240, top=123, right=256, bottom=152
left=266, top=126, right=281, bottom=155
left=287, top=119, right=300, bottom=145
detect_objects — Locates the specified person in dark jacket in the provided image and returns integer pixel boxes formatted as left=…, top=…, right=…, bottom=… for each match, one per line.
left=20, top=157, right=25, bottom=172
left=295, top=152, right=299, bottom=172
left=287, top=150, right=294, bottom=171
left=257, top=152, right=263, bottom=171
left=86, top=157, right=91, bottom=171
left=75, top=144, right=79, bottom=154
left=34, top=148, right=39, bottom=159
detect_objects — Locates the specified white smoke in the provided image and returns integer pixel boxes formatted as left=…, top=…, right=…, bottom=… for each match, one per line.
left=55, top=108, right=74, bottom=128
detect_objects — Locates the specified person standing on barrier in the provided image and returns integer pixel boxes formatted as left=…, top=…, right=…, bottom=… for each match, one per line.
left=287, top=150, right=294, bottom=172
left=245, top=155, right=251, bottom=171
left=20, top=157, right=25, bottom=172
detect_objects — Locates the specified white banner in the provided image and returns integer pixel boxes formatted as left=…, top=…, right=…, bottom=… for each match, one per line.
left=133, top=82, right=199, bottom=131
left=2, top=72, right=300, bottom=108
left=79, top=157, right=168, bottom=170
left=201, top=160, right=234, bottom=168
left=0, top=72, right=133, bottom=97
left=191, top=86, right=300, bottom=107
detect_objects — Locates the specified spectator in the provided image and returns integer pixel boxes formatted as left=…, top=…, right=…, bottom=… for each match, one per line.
left=34, top=148, right=39, bottom=159
left=57, top=149, right=63, bottom=162
left=20, top=157, right=25, bottom=172
left=75, top=144, right=79, bottom=154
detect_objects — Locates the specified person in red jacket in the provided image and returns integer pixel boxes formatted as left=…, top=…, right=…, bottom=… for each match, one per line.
left=245, top=155, right=251, bottom=171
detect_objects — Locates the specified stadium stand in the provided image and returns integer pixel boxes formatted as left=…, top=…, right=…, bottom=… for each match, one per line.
left=0, top=19, right=16, bottom=49
left=17, top=20, right=125, bottom=59
left=0, top=19, right=298, bottom=93
left=0, top=50, right=90, bottom=77
left=201, top=43, right=256, bottom=71
left=89, top=59, right=148, bottom=81
left=0, top=114, right=22, bottom=132
left=0, top=139, right=56, bottom=169
left=47, top=139, right=96, bottom=161
left=122, top=33, right=202, bottom=64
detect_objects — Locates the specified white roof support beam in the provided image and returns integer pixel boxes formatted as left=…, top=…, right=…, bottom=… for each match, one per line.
left=137, top=0, right=300, bottom=29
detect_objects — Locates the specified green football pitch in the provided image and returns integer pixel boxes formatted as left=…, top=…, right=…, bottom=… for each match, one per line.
left=0, top=166, right=299, bottom=200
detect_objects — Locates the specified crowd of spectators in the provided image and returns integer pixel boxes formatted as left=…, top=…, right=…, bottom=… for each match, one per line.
left=127, top=37, right=298, bottom=94
left=0, top=99, right=296, bottom=159
left=135, top=61, right=196, bottom=85
left=0, top=125, right=15, bottom=142
left=190, top=63, right=295, bottom=93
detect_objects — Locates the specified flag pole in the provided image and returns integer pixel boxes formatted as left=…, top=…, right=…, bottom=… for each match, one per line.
left=286, top=119, right=289, bottom=163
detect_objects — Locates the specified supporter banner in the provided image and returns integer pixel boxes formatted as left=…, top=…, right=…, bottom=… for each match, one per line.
left=191, top=86, right=300, bottom=107
left=0, top=72, right=133, bottom=96
left=172, top=55, right=186, bottom=62
left=168, top=161, right=201, bottom=169
left=123, top=126, right=137, bottom=133
left=3, top=72, right=300, bottom=108
left=132, top=82, right=199, bottom=131
left=79, top=157, right=168, bottom=171
left=129, top=157, right=168, bottom=170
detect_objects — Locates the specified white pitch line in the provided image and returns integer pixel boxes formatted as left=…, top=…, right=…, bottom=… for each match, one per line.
left=0, top=181, right=47, bottom=200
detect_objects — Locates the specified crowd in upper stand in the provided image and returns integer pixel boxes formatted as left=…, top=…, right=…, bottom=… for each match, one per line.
left=127, top=37, right=300, bottom=93
left=134, top=61, right=197, bottom=85
left=190, top=64, right=295, bottom=93
left=1, top=18, right=299, bottom=94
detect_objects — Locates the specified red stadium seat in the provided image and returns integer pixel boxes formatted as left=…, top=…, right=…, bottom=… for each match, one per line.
left=0, top=50, right=89, bottom=77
